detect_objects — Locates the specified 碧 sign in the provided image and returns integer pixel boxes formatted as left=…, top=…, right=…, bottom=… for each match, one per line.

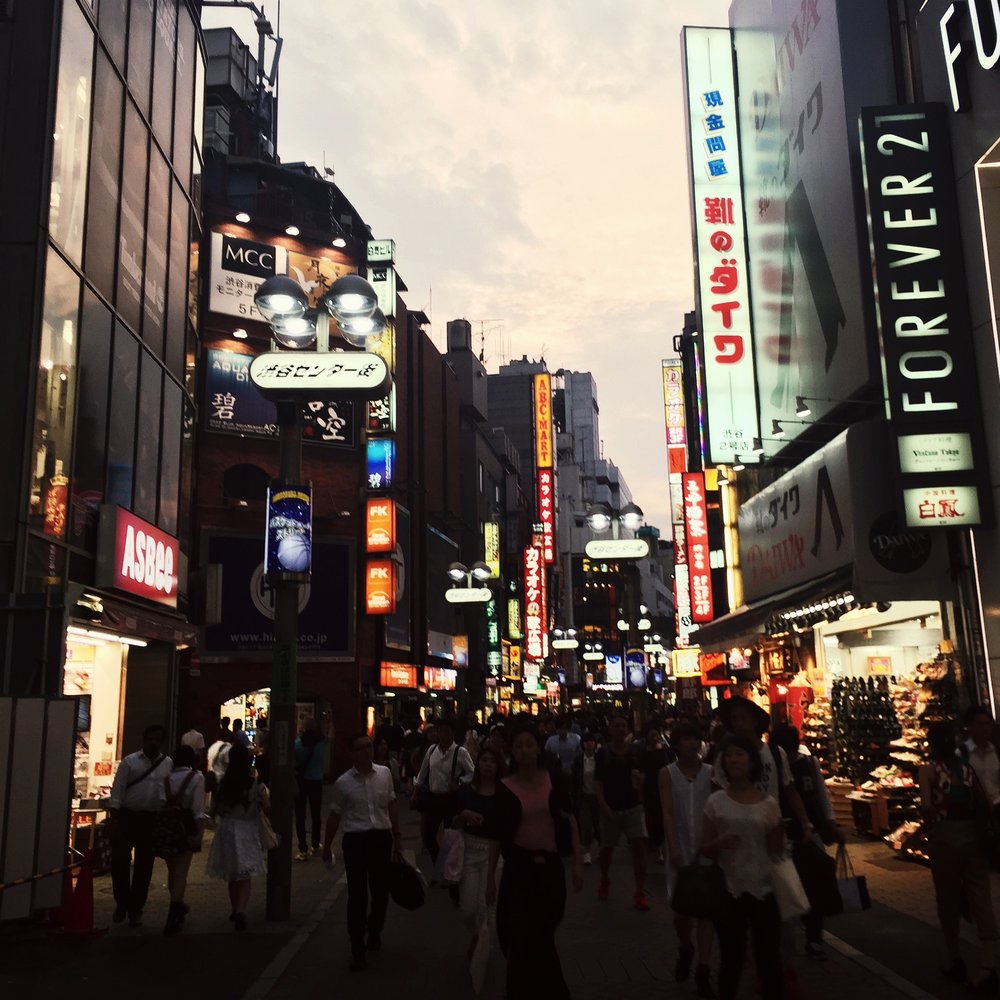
left=861, top=104, right=989, bottom=528
left=683, top=26, right=760, bottom=464
left=99, top=507, right=179, bottom=607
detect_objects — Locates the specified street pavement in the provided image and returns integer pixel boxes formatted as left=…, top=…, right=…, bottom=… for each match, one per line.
left=1, top=801, right=998, bottom=999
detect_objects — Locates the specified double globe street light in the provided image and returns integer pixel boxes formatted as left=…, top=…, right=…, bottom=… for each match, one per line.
left=251, top=270, right=386, bottom=922
left=445, top=561, right=494, bottom=604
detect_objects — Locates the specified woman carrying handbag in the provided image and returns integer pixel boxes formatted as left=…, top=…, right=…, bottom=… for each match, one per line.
left=701, top=734, right=787, bottom=1000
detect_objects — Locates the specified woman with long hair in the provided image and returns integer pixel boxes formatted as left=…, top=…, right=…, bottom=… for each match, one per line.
left=487, top=720, right=584, bottom=1000
left=919, top=721, right=998, bottom=992
left=701, top=734, right=786, bottom=1000
left=160, top=744, right=206, bottom=935
left=454, top=746, right=504, bottom=960
left=205, top=743, right=269, bottom=931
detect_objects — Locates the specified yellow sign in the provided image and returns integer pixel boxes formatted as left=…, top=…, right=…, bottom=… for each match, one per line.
left=484, top=521, right=500, bottom=577
left=533, top=373, right=553, bottom=470
left=509, top=645, right=522, bottom=680
left=508, top=598, right=522, bottom=640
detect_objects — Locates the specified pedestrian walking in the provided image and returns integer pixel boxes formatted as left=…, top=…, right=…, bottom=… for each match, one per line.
left=205, top=743, right=269, bottom=932
left=322, top=733, right=402, bottom=972
left=919, top=721, right=999, bottom=993
left=179, top=725, right=206, bottom=770
left=412, top=717, right=474, bottom=861
left=964, top=704, right=1000, bottom=808
left=454, top=745, right=504, bottom=959
left=108, top=723, right=172, bottom=927
left=638, top=723, right=672, bottom=864
left=158, top=744, right=206, bottom=935
left=574, top=732, right=601, bottom=865
left=701, top=734, right=786, bottom=1000
left=545, top=715, right=582, bottom=776
left=487, top=720, right=584, bottom=1000
left=231, top=717, right=251, bottom=749
left=374, top=737, right=402, bottom=793
left=294, top=717, right=328, bottom=859
left=205, top=727, right=232, bottom=809
left=595, top=714, right=650, bottom=910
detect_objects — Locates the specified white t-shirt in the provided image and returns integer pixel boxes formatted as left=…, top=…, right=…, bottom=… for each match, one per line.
left=207, top=740, right=231, bottom=779
left=704, top=790, right=782, bottom=899
left=331, top=764, right=396, bottom=833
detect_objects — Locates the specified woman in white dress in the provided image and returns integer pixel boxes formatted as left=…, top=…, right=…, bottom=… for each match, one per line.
left=206, top=743, right=269, bottom=931
left=660, top=720, right=715, bottom=997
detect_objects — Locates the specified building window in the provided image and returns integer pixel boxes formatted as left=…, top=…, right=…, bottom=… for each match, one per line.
left=172, top=7, right=195, bottom=186
left=151, top=0, right=178, bottom=152
left=30, top=248, right=80, bottom=540
left=159, top=377, right=182, bottom=534
left=478, top=462, right=484, bottom=494
left=106, top=321, right=138, bottom=508
left=117, top=98, right=148, bottom=333
left=49, top=0, right=94, bottom=266
left=126, top=0, right=154, bottom=118
left=223, top=464, right=270, bottom=504
left=133, top=348, right=162, bottom=523
left=98, top=0, right=128, bottom=70
left=143, top=148, right=170, bottom=354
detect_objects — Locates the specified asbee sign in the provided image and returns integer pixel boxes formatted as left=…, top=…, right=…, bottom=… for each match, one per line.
left=100, top=507, right=179, bottom=608
left=861, top=104, right=989, bottom=528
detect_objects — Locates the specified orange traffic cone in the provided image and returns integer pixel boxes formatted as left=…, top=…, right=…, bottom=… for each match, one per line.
left=63, top=849, right=106, bottom=937
left=49, top=860, right=76, bottom=925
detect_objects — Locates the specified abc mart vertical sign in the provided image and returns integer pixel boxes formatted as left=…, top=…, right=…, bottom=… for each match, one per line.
left=682, top=27, right=760, bottom=465
left=860, top=105, right=989, bottom=529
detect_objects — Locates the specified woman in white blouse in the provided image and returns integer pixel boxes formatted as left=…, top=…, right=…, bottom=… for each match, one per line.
left=163, top=744, right=207, bottom=935
left=701, top=734, right=786, bottom=1000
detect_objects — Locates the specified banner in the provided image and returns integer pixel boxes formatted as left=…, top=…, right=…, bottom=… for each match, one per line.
left=484, top=521, right=501, bottom=577
left=524, top=545, right=545, bottom=661
left=683, top=473, right=714, bottom=622
left=265, top=484, right=312, bottom=578
left=537, top=469, right=556, bottom=564
left=533, top=373, right=554, bottom=469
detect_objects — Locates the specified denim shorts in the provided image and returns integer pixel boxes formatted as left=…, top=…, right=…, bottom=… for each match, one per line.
left=599, top=804, right=647, bottom=848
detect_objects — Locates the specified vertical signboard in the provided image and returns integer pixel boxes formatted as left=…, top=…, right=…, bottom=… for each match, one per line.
left=366, top=438, right=396, bottom=491
left=860, top=104, right=988, bottom=529
left=486, top=597, right=502, bottom=677
left=537, top=468, right=556, bottom=564
left=484, top=521, right=501, bottom=578
left=508, top=644, right=522, bottom=680
left=366, top=498, right=396, bottom=553
left=662, top=360, right=688, bottom=476
left=508, top=597, right=522, bottom=640
left=265, top=484, right=312, bottom=579
left=524, top=546, right=545, bottom=662
left=683, top=473, right=714, bottom=622
left=365, top=559, right=396, bottom=614
left=533, top=373, right=554, bottom=470
left=683, top=27, right=759, bottom=465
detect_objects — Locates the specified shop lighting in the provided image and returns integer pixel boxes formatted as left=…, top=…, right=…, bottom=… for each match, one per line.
left=731, top=460, right=746, bottom=472
left=285, top=225, right=300, bottom=236
left=717, top=469, right=730, bottom=486
left=254, top=275, right=309, bottom=322
left=321, top=273, right=379, bottom=322
left=771, top=419, right=786, bottom=439
left=751, top=437, right=765, bottom=456
left=332, top=237, right=347, bottom=248
left=235, top=212, right=251, bottom=223
left=795, top=396, right=811, bottom=417
left=67, top=625, right=148, bottom=647
left=233, top=328, right=248, bottom=340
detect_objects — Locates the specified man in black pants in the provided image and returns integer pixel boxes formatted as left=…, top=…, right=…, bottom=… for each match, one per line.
left=323, top=733, right=402, bottom=972
left=107, top=724, right=172, bottom=926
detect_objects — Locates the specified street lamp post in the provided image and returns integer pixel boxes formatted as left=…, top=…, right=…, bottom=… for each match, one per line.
left=252, top=271, right=389, bottom=921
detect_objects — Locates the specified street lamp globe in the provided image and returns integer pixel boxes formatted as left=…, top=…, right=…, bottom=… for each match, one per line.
left=254, top=275, right=309, bottom=321
left=322, top=273, right=378, bottom=322
left=271, top=309, right=318, bottom=349
left=447, top=562, right=468, bottom=583
left=338, top=307, right=387, bottom=347
left=621, top=503, right=644, bottom=532
left=586, top=502, right=612, bottom=533
left=470, top=561, right=492, bottom=582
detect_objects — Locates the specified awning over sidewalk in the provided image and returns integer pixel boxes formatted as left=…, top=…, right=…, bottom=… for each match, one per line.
left=690, top=568, right=852, bottom=653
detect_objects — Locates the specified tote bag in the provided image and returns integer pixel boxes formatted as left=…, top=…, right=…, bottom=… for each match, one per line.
left=772, top=855, right=810, bottom=921
left=836, top=845, right=872, bottom=913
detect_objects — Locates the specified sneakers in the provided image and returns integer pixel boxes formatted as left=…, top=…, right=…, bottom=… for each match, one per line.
left=311, top=845, right=323, bottom=856
left=582, top=851, right=592, bottom=865
left=805, top=941, right=827, bottom=960
left=597, top=878, right=610, bottom=900
left=296, top=850, right=310, bottom=861
left=633, top=889, right=650, bottom=911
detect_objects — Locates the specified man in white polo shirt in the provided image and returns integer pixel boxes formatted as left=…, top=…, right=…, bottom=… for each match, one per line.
left=323, top=733, right=402, bottom=972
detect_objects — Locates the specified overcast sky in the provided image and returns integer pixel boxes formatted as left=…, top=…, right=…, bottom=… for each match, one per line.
left=203, top=0, right=732, bottom=531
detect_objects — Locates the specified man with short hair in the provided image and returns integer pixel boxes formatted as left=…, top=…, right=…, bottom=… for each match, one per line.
left=323, top=733, right=402, bottom=972
left=595, top=714, right=650, bottom=911
left=180, top=725, right=206, bottom=770
left=231, top=717, right=251, bottom=748
left=411, top=717, right=474, bottom=861
left=108, top=724, right=172, bottom=927
left=965, top=705, right=1000, bottom=807
left=545, top=715, right=582, bottom=775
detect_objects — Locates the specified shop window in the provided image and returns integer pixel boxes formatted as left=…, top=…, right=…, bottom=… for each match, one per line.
left=98, top=0, right=128, bottom=71
left=71, top=288, right=112, bottom=551
left=106, top=322, right=138, bottom=509
left=187, top=208, right=200, bottom=331
left=150, top=0, right=177, bottom=152
left=84, top=49, right=123, bottom=303
left=223, top=464, right=269, bottom=504
left=159, top=376, right=182, bottom=535
left=30, top=248, right=80, bottom=540
left=164, top=178, right=188, bottom=380
left=191, top=42, right=205, bottom=206
left=25, top=536, right=68, bottom=594
left=117, top=99, right=148, bottom=333
left=171, top=7, right=195, bottom=187
left=133, top=349, right=162, bottom=524
left=126, top=0, right=153, bottom=118
left=143, top=148, right=169, bottom=355
left=49, top=0, right=94, bottom=266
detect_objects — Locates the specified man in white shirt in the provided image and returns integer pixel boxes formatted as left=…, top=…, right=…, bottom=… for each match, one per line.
left=107, top=724, right=172, bottom=926
left=545, top=716, right=582, bottom=775
left=180, top=726, right=206, bottom=769
left=411, top=717, right=474, bottom=862
left=965, top=705, right=1000, bottom=806
left=322, top=733, right=402, bottom=973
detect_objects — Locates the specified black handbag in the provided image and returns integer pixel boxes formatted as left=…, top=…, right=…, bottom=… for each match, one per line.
left=671, top=864, right=727, bottom=920
left=793, top=838, right=842, bottom=917
left=388, top=852, right=426, bottom=910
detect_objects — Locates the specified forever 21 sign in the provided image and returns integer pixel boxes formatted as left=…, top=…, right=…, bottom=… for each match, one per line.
left=860, top=104, right=990, bottom=529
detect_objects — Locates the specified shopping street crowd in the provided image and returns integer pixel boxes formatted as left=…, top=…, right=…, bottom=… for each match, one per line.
left=103, top=699, right=1000, bottom=1000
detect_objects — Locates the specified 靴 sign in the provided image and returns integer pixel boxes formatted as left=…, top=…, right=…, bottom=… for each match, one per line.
left=861, top=104, right=990, bottom=529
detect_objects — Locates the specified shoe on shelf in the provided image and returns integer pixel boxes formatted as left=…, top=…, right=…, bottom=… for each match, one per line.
left=633, top=889, right=650, bottom=911
left=942, top=957, right=967, bottom=983
left=296, top=850, right=310, bottom=861
left=968, top=968, right=999, bottom=995
left=112, top=905, right=127, bottom=924
left=675, top=944, right=695, bottom=983
left=694, top=963, right=715, bottom=999
left=597, top=878, right=610, bottom=901
left=805, top=942, right=827, bottom=960
left=582, top=851, right=592, bottom=865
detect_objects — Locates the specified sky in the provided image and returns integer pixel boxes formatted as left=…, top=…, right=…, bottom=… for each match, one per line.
left=202, top=0, right=732, bottom=532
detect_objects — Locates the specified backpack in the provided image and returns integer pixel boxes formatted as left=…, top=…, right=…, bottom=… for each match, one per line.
left=153, top=771, right=198, bottom=858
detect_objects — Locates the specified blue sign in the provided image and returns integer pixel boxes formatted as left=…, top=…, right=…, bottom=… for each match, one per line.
left=203, top=533, right=354, bottom=656
left=265, top=483, right=312, bottom=578
left=205, top=348, right=355, bottom=447
left=626, top=651, right=647, bottom=690
left=367, top=438, right=396, bottom=490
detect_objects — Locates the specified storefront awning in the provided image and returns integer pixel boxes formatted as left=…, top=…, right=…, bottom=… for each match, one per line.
left=72, top=593, right=198, bottom=646
left=690, top=569, right=852, bottom=653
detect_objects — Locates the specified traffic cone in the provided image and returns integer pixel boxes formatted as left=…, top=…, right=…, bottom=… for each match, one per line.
left=49, top=861, right=76, bottom=925
left=63, top=849, right=106, bottom=937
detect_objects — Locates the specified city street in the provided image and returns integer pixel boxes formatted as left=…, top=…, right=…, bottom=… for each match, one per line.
left=1, top=802, right=992, bottom=1000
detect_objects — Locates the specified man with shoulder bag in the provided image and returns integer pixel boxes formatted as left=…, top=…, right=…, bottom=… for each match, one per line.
left=107, top=724, right=172, bottom=927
